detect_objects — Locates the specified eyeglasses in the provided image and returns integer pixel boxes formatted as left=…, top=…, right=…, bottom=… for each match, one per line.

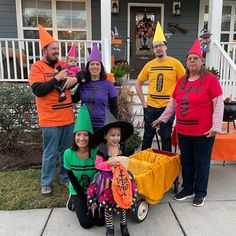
left=153, top=44, right=166, bottom=49
left=187, top=56, right=201, bottom=61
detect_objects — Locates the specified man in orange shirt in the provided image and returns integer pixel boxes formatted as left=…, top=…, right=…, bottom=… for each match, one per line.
left=29, top=25, right=77, bottom=196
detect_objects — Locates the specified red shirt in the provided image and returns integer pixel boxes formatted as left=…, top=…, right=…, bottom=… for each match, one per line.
left=173, top=72, right=222, bottom=136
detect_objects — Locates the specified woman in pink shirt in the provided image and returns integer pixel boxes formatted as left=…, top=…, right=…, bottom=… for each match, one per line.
left=152, top=39, right=224, bottom=207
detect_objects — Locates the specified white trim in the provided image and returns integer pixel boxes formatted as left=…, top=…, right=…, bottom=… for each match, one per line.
left=127, top=3, right=164, bottom=64
left=15, top=0, right=23, bottom=39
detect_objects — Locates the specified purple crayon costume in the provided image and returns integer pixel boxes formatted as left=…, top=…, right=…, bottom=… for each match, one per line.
left=77, top=79, right=117, bottom=129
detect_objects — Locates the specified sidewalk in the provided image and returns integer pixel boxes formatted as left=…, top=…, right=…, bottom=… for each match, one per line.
left=1, top=164, right=236, bottom=236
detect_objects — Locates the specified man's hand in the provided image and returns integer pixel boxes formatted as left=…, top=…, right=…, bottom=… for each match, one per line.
left=63, top=77, right=78, bottom=89
left=55, top=69, right=68, bottom=81
left=152, top=118, right=162, bottom=128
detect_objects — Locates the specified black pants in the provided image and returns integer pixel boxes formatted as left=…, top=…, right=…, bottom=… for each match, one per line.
left=142, top=106, right=175, bottom=151
left=178, top=134, right=215, bottom=198
left=71, top=194, right=105, bottom=229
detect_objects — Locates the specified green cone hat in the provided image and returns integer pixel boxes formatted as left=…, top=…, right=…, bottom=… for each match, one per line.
left=73, top=104, right=93, bottom=134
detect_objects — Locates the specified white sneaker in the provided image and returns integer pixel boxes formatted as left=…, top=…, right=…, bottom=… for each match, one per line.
left=41, top=186, right=52, bottom=196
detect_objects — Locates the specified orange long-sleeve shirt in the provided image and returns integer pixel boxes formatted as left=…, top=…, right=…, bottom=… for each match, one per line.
left=29, top=60, right=75, bottom=127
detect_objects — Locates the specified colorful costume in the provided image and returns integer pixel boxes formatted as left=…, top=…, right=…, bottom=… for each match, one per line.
left=87, top=143, right=138, bottom=212
left=63, top=104, right=105, bottom=228
left=87, top=109, right=137, bottom=236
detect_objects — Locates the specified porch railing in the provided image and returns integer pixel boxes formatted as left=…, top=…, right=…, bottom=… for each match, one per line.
left=210, top=39, right=236, bottom=100
left=0, top=39, right=102, bottom=82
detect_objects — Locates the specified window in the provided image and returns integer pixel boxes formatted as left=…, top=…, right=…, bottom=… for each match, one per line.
left=21, top=0, right=88, bottom=40
left=202, top=4, right=236, bottom=43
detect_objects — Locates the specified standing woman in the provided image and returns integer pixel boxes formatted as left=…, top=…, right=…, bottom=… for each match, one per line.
left=64, top=104, right=105, bottom=228
left=73, top=44, right=118, bottom=131
left=152, top=39, right=224, bottom=207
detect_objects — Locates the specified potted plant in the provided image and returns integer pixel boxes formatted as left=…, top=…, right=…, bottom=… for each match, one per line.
left=111, top=60, right=132, bottom=86
left=117, top=86, right=142, bottom=156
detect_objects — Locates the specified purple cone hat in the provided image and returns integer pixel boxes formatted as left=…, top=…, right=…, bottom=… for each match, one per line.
left=88, top=43, right=101, bottom=62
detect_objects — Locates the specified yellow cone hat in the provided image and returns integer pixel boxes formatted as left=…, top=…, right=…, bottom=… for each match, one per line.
left=153, top=21, right=166, bottom=43
left=38, top=24, right=55, bottom=49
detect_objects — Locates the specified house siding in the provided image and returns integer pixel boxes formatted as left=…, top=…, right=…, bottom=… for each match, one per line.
left=0, top=0, right=17, bottom=38
left=0, top=0, right=200, bottom=64
left=109, top=0, right=200, bottom=65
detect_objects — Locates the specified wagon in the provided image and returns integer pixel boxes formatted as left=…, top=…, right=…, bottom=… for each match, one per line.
left=127, top=148, right=181, bottom=222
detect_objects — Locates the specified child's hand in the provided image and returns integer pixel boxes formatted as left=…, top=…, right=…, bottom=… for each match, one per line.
left=107, top=156, right=121, bottom=167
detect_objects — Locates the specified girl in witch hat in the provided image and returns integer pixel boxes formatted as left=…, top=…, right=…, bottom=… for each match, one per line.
left=63, top=104, right=105, bottom=229
left=87, top=109, right=138, bottom=236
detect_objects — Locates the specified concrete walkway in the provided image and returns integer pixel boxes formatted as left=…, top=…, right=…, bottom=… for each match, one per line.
left=1, top=164, right=236, bottom=236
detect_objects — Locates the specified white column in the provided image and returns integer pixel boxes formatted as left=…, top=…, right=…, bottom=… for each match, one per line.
left=101, top=0, right=111, bottom=72
left=206, top=0, right=223, bottom=67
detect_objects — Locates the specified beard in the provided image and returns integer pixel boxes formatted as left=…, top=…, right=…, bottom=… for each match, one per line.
left=46, top=55, right=58, bottom=64
left=156, top=53, right=164, bottom=58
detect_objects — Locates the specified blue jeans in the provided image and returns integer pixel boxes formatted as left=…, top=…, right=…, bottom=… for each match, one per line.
left=178, top=134, right=215, bottom=198
left=41, top=124, right=74, bottom=187
left=142, top=106, right=175, bottom=151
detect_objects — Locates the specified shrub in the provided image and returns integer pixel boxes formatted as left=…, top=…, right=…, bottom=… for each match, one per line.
left=0, top=83, right=39, bottom=152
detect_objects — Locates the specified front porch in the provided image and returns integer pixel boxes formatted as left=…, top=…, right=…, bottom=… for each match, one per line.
left=1, top=37, right=236, bottom=101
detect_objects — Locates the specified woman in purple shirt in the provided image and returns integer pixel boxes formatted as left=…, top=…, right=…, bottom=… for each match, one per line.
left=72, top=44, right=118, bottom=131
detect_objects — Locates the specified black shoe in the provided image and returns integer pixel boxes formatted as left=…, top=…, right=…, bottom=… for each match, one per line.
left=174, top=190, right=194, bottom=201
left=120, top=224, right=130, bottom=236
left=193, top=197, right=205, bottom=207
left=106, top=228, right=114, bottom=236
left=66, top=195, right=75, bottom=212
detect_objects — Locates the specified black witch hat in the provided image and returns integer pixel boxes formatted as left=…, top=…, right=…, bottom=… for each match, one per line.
left=93, top=109, right=134, bottom=145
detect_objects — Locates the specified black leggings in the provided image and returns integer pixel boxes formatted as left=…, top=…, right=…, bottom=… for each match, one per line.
left=71, top=194, right=105, bottom=229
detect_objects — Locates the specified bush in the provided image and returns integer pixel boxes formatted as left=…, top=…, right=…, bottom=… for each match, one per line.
left=0, top=83, right=39, bottom=152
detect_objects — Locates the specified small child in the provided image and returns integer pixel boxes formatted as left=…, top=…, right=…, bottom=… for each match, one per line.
left=55, top=43, right=85, bottom=102
left=87, top=110, right=138, bottom=236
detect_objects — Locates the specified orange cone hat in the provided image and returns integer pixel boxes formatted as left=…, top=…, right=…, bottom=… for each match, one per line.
left=187, top=38, right=203, bottom=58
left=38, top=25, right=55, bottom=49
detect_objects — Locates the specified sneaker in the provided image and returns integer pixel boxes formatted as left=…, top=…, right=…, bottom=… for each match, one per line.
left=174, top=190, right=195, bottom=201
left=41, top=186, right=52, bottom=196
left=66, top=195, right=75, bottom=212
left=193, top=197, right=205, bottom=207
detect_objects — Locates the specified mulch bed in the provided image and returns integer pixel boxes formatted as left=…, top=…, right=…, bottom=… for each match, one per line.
left=0, top=143, right=42, bottom=171
left=0, top=132, right=42, bottom=171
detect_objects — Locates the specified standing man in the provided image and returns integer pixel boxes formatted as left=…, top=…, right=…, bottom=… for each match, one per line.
left=135, top=22, right=185, bottom=151
left=29, top=25, right=77, bottom=196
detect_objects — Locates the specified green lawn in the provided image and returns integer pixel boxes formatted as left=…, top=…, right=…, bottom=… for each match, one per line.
left=0, top=168, right=68, bottom=210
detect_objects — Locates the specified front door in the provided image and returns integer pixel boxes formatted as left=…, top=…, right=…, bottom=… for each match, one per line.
left=129, top=6, right=162, bottom=79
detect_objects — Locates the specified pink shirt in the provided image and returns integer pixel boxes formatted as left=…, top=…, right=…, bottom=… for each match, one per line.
left=172, top=72, right=223, bottom=136
left=95, top=155, right=113, bottom=171
left=61, top=64, right=81, bottom=77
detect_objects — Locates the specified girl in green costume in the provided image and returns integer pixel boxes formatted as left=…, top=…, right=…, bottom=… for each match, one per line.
left=64, top=104, right=105, bottom=229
